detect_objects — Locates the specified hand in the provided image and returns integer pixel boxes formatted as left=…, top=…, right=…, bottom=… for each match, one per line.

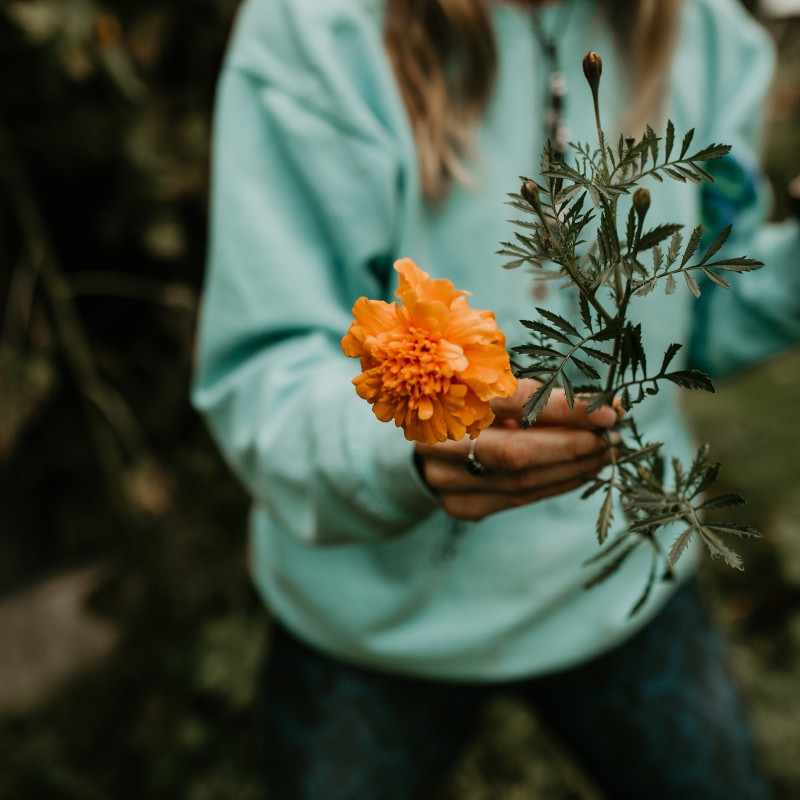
left=414, top=379, right=620, bottom=521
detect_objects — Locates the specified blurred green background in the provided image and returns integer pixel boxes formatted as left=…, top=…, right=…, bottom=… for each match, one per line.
left=0, top=2, right=798, bottom=798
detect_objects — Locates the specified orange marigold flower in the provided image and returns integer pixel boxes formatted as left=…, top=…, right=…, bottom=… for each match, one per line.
left=341, top=258, right=517, bottom=445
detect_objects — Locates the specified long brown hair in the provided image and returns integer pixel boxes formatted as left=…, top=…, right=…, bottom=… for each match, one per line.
left=384, top=0, right=683, bottom=202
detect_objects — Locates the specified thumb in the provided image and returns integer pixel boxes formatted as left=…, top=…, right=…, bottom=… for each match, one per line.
left=492, top=379, right=620, bottom=429
left=490, top=378, right=541, bottom=419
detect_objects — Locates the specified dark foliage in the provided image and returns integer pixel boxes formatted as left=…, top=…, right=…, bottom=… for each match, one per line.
left=0, top=2, right=269, bottom=797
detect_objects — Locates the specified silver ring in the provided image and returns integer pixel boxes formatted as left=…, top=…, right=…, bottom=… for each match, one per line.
left=465, top=438, right=488, bottom=476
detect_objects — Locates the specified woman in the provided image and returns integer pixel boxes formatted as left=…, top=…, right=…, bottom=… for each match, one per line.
left=193, top=0, right=800, bottom=796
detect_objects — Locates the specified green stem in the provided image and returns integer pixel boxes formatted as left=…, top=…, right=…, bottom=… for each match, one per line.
left=563, top=254, right=614, bottom=325
left=603, top=214, right=643, bottom=395
left=544, top=183, right=614, bottom=326
left=603, top=289, right=630, bottom=395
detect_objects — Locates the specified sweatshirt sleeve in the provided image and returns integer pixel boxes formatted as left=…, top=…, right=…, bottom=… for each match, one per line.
left=688, top=0, right=800, bottom=378
left=191, top=1, right=439, bottom=545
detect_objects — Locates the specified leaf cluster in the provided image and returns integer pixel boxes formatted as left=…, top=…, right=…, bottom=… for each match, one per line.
left=582, top=425, right=760, bottom=614
left=502, top=119, right=764, bottom=608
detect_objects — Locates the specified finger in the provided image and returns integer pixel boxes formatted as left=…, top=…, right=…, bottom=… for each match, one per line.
left=490, top=378, right=541, bottom=419
left=485, top=448, right=613, bottom=495
left=419, top=431, right=616, bottom=499
left=535, top=392, right=619, bottom=429
left=425, top=447, right=613, bottom=496
left=439, top=476, right=590, bottom=522
left=492, top=379, right=618, bottom=429
left=418, top=425, right=617, bottom=473
left=491, top=426, right=619, bottom=471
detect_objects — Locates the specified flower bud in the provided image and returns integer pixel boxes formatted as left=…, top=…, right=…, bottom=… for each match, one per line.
left=583, top=52, right=603, bottom=133
left=520, top=180, right=540, bottom=208
left=633, top=187, right=651, bottom=223
left=582, top=51, right=602, bottom=90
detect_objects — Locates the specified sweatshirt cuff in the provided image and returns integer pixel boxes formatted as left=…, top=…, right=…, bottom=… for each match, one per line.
left=349, top=402, right=440, bottom=533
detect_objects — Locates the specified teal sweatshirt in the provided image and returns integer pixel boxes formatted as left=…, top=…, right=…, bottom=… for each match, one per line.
left=193, top=0, right=800, bottom=680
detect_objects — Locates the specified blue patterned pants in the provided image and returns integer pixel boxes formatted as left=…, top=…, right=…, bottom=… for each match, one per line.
left=260, top=581, right=771, bottom=799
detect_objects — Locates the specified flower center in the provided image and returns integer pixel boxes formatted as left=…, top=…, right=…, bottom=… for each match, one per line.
left=379, top=327, right=465, bottom=411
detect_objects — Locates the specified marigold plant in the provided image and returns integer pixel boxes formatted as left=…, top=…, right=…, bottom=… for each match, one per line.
left=497, top=51, right=764, bottom=610
left=341, top=258, right=517, bottom=445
